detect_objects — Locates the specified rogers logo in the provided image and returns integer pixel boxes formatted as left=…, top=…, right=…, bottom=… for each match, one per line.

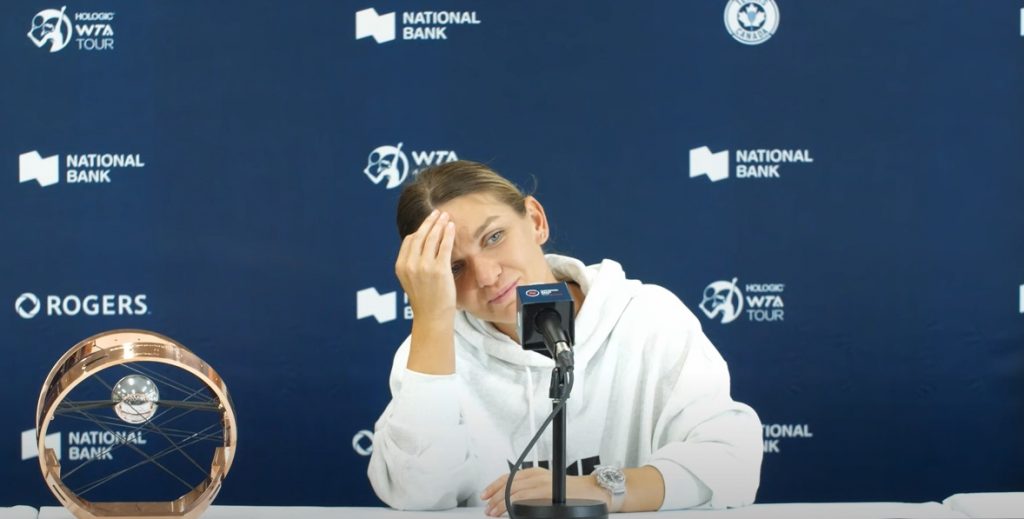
left=14, top=293, right=149, bottom=319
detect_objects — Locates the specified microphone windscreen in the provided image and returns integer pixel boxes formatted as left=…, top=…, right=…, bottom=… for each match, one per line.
left=516, top=282, right=574, bottom=357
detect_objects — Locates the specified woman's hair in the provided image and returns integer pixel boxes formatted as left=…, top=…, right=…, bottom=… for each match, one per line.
left=396, top=160, right=528, bottom=239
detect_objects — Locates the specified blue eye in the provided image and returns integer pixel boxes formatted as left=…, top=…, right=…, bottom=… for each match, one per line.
left=486, top=230, right=504, bottom=245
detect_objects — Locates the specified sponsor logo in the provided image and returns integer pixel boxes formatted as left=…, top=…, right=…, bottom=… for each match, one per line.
left=699, top=279, right=785, bottom=324
left=356, top=288, right=396, bottom=323
left=24, top=430, right=145, bottom=462
left=689, top=146, right=814, bottom=182
left=352, top=429, right=374, bottom=456
left=21, top=428, right=61, bottom=461
left=356, top=287, right=414, bottom=324
left=763, top=423, right=813, bottom=454
left=28, top=6, right=116, bottom=53
left=19, top=151, right=60, bottom=187
left=355, top=8, right=396, bottom=44
left=689, top=146, right=729, bottom=183
left=724, top=0, right=779, bottom=45
left=523, top=288, right=561, bottom=298
left=14, top=292, right=149, bottom=319
left=15, top=292, right=41, bottom=319
left=356, top=7, right=482, bottom=44
left=19, top=150, right=146, bottom=187
left=363, top=143, right=458, bottom=189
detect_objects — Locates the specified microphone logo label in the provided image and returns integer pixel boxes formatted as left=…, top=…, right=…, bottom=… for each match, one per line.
left=523, top=287, right=561, bottom=298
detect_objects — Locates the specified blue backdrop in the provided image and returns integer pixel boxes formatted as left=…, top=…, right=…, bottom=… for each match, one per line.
left=2, top=0, right=1022, bottom=508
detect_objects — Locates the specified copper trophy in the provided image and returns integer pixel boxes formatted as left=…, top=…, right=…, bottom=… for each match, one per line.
left=36, top=330, right=237, bottom=518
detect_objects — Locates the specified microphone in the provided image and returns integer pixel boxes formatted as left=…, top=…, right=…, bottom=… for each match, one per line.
left=516, top=282, right=575, bottom=366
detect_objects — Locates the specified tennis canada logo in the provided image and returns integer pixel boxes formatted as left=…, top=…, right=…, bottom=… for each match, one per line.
left=724, top=0, right=779, bottom=45
left=28, top=6, right=116, bottom=53
left=363, top=143, right=459, bottom=189
left=689, top=146, right=814, bottom=182
left=699, top=278, right=785, bottom=324
left=355, top=7, right=482, bottom=44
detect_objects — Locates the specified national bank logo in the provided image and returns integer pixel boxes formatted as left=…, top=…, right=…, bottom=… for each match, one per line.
left=19, top=150, right=146, bottom=187
left=356, top=287, right=413, bottom=324
left=19, top=151, right=60, bottom=187
left=15, top=292, right=149, bottom=319
left=28, top=6, right=116, bottom=53
left=21, top=429, right=62, bottom=461
left=21, top=428, right=145, bottom=462
left=724, top=0, right=779, bottom=45
left=699, top=278, right=785, bottom=324
left=363, top=143, right=459, bottom=189
left=762, top=423, right=813, bottom=454
left=355, top=8, right=395, bottom=43
left=355, top=7, right=482, bottom=43
left=689, top=147, right=729, bottom=183
left=689, top=146, right=814, bottom=182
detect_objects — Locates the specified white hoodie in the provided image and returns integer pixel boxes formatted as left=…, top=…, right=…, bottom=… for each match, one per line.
left=368, top=255, right=762, bottom=511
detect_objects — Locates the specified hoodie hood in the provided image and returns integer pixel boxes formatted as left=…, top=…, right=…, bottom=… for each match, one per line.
left=454, top=254, right=643, bottom=368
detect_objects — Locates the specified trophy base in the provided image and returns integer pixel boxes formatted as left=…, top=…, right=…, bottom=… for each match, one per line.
left=511, top=498, right=608, bottom=519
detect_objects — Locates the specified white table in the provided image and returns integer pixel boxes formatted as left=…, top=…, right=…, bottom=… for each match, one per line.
left=30, top=494, right=1023, bottom=519
left=37, top=502, right=967, bottom=519
left=0, top=507, right=36, bottom=519
left=943, top=492, right=1024, bottom=518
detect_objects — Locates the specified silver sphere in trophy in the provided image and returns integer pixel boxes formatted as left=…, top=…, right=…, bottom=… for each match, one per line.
left=112, top=374, right=160, bottom=424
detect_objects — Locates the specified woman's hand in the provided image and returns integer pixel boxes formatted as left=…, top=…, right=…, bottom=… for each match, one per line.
left=396, top=209, right=459, bottom=375
left=395, top=209, right=458, bottom=322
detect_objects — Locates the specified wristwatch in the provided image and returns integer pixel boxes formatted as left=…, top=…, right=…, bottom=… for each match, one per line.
left=593, top=465, right=626, bottom=513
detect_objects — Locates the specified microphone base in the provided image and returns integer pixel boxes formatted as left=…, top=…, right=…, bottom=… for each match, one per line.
left=511, top=499, right=608, bottom=519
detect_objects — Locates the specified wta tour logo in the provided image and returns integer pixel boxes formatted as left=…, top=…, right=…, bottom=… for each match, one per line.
left=27, top=6, right=72, bottom=52
left=363, top=143, right=459, bottom=189
left=28, top=6, right=116, bottom=53
left=724, top=0, right=779, bottom=45
left=699, top=278, right=785, bottom=324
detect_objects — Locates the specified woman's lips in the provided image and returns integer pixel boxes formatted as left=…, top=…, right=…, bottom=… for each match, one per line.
left=489, top=281, right=518, bottom=304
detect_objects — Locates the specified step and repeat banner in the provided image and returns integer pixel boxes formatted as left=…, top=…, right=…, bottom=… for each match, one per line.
left=2, top=0, right=1022, bottom=509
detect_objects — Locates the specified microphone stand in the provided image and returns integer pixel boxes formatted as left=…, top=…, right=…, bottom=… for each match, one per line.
left=511, top=343, right=607, bottom=519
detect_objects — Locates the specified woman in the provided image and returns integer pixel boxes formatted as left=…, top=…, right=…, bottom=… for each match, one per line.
left=367, top=160, right=762, bottom=516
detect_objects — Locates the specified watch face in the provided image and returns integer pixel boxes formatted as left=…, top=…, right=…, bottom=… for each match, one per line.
left=597, top=467, right=626, bottom=491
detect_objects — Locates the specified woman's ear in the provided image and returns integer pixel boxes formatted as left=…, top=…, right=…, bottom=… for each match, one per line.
left=524, top=196, right=550, bottom=245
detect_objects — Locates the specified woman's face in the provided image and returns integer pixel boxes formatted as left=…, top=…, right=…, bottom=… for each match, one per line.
left=436, top=193, right=555, bottom=328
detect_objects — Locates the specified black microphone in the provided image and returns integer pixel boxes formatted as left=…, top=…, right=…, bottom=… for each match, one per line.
left=516, top=282, right=574, bottom=366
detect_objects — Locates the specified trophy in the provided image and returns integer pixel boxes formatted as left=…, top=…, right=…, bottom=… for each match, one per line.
left=36, top=330, right=237, bottom=519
